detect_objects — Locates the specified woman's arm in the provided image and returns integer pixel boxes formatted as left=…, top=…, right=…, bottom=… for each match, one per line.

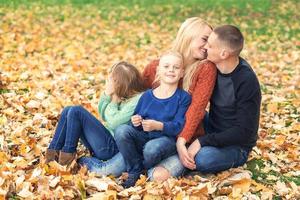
left=178, top=61, right=217, bottom=143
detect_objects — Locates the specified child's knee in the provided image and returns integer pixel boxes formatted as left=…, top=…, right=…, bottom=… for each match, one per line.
left=114, top=124, right=132, bottom=141
left=152, top=166, right=170, bottom=181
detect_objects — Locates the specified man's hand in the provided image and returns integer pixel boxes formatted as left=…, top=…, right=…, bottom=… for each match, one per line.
left=176, top=137, right=196, bottom=170
left=187, top=139, right=201, bottom=160
left=131, top=115, right=142, bottom=127
left=142, top=119, right=163, bottom=132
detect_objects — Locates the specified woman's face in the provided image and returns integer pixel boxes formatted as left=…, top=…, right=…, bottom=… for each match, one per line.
left=190, top=26, right=212, bottom=60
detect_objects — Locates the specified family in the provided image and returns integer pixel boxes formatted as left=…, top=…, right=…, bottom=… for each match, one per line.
left=44, top=17, right=262, bottom=188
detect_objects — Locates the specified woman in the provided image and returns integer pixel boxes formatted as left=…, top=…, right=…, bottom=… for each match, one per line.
left=143, top=17, right=217, bottom=181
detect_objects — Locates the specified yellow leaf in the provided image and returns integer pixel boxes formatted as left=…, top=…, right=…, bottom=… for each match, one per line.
left=231, top=179, right=251, bottom=198
left=87, top=190, right=117, bottom=200
left=144, top=194, right=163, bottom=200
left=267, top=103, right=278, bottom=113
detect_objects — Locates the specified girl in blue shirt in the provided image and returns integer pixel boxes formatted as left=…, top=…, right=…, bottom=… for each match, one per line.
left=114, top=51, right=191, bottom=188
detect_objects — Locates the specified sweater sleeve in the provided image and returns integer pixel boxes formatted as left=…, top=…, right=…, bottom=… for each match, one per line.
left=161, top=93, right=192, bottom=137
left=103, top=94, right=142, bottom=131
left=178, top=62, right=217, bottom=143
left=142, top=60, right=159, bottom=89
left=198, top=77, right=261, bottom=147
left=98, top=92, right=111, bottom=120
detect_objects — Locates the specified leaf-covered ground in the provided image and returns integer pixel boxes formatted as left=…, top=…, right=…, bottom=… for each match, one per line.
left=0, top=1, right=299, bottom=199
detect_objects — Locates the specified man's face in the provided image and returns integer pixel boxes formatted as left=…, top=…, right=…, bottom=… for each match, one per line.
left=204, top=32, right=223, bottom=64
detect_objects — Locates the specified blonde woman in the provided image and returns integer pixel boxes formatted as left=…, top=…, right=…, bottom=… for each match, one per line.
left=143, top=17, right=217, bottom=180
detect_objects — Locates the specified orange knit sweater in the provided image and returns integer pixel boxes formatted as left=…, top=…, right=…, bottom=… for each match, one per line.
left=142, top=59, right=217, bottom=143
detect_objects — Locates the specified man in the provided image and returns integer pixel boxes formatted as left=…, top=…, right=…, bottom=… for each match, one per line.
left=187, top=25, right=262, bottom=173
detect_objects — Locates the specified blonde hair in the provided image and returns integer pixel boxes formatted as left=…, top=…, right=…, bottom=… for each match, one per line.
left=172, top=17, right=212, bottom=91
left=153, top=50, right=184, bottom=86
left=109, top=61, right=145, bottom=100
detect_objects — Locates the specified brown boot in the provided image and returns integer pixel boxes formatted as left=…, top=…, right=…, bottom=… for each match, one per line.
left=45, top=149, right=59, bottom=164
left=58, top=151, right=76, bottom=166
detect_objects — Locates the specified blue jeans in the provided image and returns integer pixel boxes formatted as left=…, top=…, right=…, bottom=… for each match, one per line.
left=78, top=152, right=126, bottom=177
left=48, top=106, right=118, bottom=160
left=115, top=124, right=177, bottom=175
left=148, top=113, right=250, bottom=179
left=78, top=134, right=177, bottom=177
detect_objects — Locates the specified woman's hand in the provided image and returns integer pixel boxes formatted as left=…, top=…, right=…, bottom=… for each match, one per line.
left=176, top=137, right=196, bottom=170
left=104, top=75, right=115, bottom=96
left=187, top=139, right=201, bottom=160
left=142, top=119, right=163, bottom=132
left=131, top=115, right=142, bottom=127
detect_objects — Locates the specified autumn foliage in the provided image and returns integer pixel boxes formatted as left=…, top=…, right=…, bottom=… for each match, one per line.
left=0, top=1, right=299, bottom=199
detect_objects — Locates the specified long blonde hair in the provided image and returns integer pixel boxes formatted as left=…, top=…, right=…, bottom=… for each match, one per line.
left=172, top=17, right=212, bottom=91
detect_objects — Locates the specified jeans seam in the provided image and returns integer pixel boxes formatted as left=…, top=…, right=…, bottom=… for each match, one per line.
left=239, top=148, right=248, bottom=166
left=94, top=147, right=118, bottom=158
left=200, top=160, right=236, bottom=173
left=53, top=117, right=67, bottom=150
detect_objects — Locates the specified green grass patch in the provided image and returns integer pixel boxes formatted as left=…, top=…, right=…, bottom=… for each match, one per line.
left=0, top=88, right=10, bottom=94
left=247, top=159, right=300, bottom=186
left=0, top=0, right=272, bottom=11
left=1, top=0, right=298, bottom=40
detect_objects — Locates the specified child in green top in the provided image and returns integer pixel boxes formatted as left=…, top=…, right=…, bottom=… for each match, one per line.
left=45, top=61, right=145, bottom=167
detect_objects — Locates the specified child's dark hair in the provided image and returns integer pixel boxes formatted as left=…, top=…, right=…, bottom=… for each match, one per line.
left=110, top=61, right=145, bottom=99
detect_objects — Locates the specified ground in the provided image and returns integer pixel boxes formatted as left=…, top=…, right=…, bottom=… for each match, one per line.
left=0, top=0, right=299, bottom=199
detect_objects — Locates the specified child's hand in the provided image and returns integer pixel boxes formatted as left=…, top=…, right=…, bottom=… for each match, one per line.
left=131, top=115, right=142, bottom=127
left=104, top=75, right=114, bottom=96
left=142, top=119, right=163, bottom=132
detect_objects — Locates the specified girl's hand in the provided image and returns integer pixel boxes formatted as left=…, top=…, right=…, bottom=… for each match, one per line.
left=176, top=137, right=196, bottom=170
left=104, top=76, right=115, bottom=96
left=187, top=139, right=201, bottom=160
left=131, top=115, right=142, bottom=127
left=142, top=119, right=163, bottom=132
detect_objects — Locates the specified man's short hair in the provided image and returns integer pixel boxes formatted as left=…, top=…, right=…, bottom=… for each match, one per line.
left=214, top=25, right=244, bottom=55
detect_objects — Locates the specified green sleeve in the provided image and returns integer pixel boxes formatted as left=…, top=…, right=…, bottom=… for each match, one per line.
left=98, top=92, right=111, bottom=120
left=104, top=93, right=142, bottom=131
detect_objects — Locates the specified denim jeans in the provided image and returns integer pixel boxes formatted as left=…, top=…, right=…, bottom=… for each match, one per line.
left=48, top=106, right=118, bottom=160
left=78, top=152, right=126, bottom=177
left=148, top=113, right=250, bottom=179
left=78, top=134, right=177, bottom=177
left=114, top=124, right=177, bottom=175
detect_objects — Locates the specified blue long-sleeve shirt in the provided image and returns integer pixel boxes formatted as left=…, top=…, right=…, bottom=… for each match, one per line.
left=132, top=89, right=191, bottom=139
